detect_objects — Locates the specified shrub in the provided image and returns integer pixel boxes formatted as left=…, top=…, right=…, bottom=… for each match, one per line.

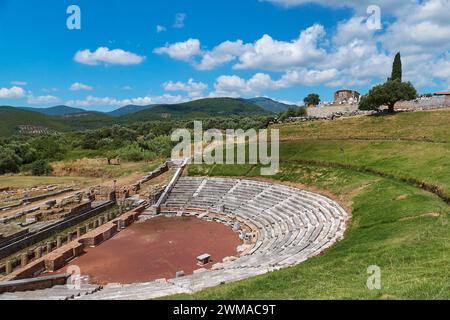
left=31, top=160, right=53, bottom=176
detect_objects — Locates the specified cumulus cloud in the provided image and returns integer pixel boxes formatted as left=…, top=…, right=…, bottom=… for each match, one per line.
left=332, top=16, right=375, bottom=45
left=158, top=0, right=448, bottom=91
left=381, top=0, right=450, bottom=55
left=70, top=82, right=93, bottom=91
left=234, top=25, right=327, bottom=71
left=156, top=25, right=327, bottom=72
left=196, top=40, right=252, bottom=70
left=154, top=39, right=202, bottom=62
left=163, top=78, right=208, bottom=98
left=212, top=68, right=340, bottom=97
left=27, top=94, right=60, bottom=105
left=74, top=47, right=146, bottom=66
left=0, top=86, right=26, bottom=99
left=65, top=94, right=187, bottom=108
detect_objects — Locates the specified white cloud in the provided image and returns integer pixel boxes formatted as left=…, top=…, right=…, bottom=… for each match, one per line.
left=173, top=13, right=187, bottom=28
left=196, top=40, right=252, bottom=70
left=155, top=25, right=327, bottom=72
left=163, top=79, right=208, bottom=93
left=74, top=47, right=146, bottom=66
left=381, top=0, right=450, bottom=55
left=278, top=68, right=339, bottom=87
left=65, top=94, right=187, bottom=108
left=70, top=82, right=93, bottom=91
left=27, top=94, right=60, bottom=105
left=332, top=16, right=375, bottom=45
left=156, top=25, right=167, bottom=33
left=10, top=81, right=27, bottom=86
left=213, top=73, right=279, bottom=97
left=154, top=39, right=202, bottom=61
left=0, top=86, right=26, bottom=99
left=234, top=25, right=327, bottom=71
left=213, top=68, right=340, bottom=97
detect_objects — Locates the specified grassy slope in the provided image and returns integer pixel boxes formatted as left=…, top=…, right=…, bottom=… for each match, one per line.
left=57, top=112, right=116, bottom=130
left=0, top=106, right=69, bottom=136
left=0, top=175, right=99, bottom=189
left=275, top=109, right=450, bottom=143
left=175, top=110, right=450, bottom=300
left=123, top=98, right=272, bottom=121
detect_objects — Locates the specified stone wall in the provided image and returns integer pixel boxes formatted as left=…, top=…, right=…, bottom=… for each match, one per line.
left=0, top=274, right=69, bottom=294
left=307, top=104, right=359, bottom=118
left=395, top=96, right=450, bottom=111
left=68, top=201, right=92, bottom=217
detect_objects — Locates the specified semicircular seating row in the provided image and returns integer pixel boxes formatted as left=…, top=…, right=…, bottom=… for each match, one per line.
left=78, top=177, right=349, bottom=300
left=165, top=177, right=348, bottom=271
left=0, top=177, right=349, bottom=300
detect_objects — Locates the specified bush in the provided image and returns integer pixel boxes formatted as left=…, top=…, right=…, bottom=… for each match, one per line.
left=31, top=160, right=53, bottom=176
left=279, top=107, right=307, bottom=121
left=118, top=143, right=146, bottom=162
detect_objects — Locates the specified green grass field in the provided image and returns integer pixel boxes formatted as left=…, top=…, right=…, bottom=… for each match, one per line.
left=175, top=110, right=450, bottom=300
left=0, top=175, right=98, bottom=189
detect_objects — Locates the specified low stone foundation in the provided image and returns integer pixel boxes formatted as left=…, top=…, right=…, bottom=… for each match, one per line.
left=1, top=206, right=145, bottom=282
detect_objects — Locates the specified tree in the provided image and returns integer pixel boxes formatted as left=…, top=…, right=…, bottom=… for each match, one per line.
left=304, top=94, right=321, bottom=107
left=391, top=52, right=402, bottom=82
left=0, top=147, right=22, bottom=174
left=31, top=160, right=53, bottom=176
left=359, top=79, right=417, bottom=113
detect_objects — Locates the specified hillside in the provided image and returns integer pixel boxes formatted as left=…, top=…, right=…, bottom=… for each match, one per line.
left=0, top=106, right=69, bottom=136
left=20, top=105, right=87, bottom=116
left=180, top=109, right=450, bottom=299
left=111, top=98, right=289, bottom=117
left=57, top=112, right=116, bottom=131
left=108, top=104, right=156, bottom=117
left=123, top=98, right=272, bottom=122
left=246, top=97, right=297, bottom=113
left=0, top=99, right=272, bottom=136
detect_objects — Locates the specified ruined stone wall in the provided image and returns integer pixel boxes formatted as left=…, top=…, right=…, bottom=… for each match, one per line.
left=395, top=96, right=450, bottom=111
left=307, top=104, right=359, bottom=118
left=68, top=202, right=92, bottom=217
left=0, top=201, right=115, bottom=260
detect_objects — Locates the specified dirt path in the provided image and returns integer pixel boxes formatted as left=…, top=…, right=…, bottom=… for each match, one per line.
left=51, top=216, right=242, bottom=284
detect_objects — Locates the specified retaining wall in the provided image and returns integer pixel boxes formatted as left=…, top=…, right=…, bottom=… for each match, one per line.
left=0, top=274, right=69, bottom=294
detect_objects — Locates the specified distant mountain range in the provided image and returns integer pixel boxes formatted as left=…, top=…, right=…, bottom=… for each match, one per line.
left=107, top=104, right=158, bottom=117
left=0, top=97, right=294, bottom=137
left=18, top=97, right=296, bottom=118
left=245, top=97, right=298, bottom=113
left=19, top=105, right=88, bottom=117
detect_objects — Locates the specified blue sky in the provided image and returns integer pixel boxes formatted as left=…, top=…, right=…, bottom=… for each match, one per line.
left=0, top=0, right=449, bottom=111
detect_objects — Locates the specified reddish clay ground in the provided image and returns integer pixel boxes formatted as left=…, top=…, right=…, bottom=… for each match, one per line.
left=53, top=217, right=242, bottom=284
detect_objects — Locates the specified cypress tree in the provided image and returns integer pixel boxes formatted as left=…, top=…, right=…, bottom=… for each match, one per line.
left=391, top=52, right=402, bottom=82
